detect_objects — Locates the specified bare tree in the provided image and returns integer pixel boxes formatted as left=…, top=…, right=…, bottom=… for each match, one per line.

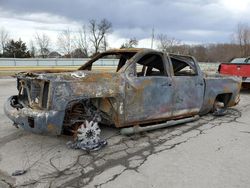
left=74, top=25, right=89, bottom=57
left=120, top=37, right=138, bottom=48
left=89, top=19, right=112, bottom=54
left=0, top=27, right=10, bottom=54
left=102, top=35, right=108, bottom=52
left=29, top=40, right=36, bottom=58
left=232, top=23, right=250, bottom=56
left=57, top=28, right=74, bottom=57
left=35, top=33, right=50, bottom=58
left=157, top=34, right=181, bottom=53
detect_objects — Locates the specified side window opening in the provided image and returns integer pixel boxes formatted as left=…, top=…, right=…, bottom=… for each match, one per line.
left=136, top=54, right=167, bottom=77
left=171, top=56, right=197, bottom=76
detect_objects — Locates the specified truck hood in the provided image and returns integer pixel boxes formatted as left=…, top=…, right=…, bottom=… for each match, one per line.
left=16, top=70, right=120, bottom=81
left=16, top=71, right=123, bottom=102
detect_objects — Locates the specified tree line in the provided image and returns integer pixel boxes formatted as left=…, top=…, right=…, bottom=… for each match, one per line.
left=0, top=21, right=250, bottom=62
left=156, top=23, right=250, bottom=62
left=0, top=19, right=113, bottom=58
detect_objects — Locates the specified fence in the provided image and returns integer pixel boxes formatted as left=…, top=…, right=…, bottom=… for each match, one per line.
left=0, top=58, right=118, bottom=67
left=0, top=58, right=220, bottom=72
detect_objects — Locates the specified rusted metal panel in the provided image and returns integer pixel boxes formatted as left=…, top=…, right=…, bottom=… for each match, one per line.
left=172, top=76, right=204, bottom=116
left=200, top=74, right=241, bottom=114
left=124, top=76, right=174, bottom=124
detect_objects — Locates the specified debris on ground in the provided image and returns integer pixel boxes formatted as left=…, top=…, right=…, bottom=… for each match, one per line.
left=213, top=108, right=227, bottom=116
left=12, top=170, right=27, bottom=176
left=67, top=120, right=107, bottom=151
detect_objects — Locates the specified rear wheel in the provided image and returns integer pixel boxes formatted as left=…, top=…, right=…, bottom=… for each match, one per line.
left=212, top=93, right=232, bottom=116
left=212, top=100, right=227, bottom=116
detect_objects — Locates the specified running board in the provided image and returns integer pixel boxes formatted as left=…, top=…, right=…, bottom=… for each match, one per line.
left=120, top=115, right=200, bottom=135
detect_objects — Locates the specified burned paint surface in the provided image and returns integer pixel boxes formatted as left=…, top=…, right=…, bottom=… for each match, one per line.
left=4, top=48, right=242, bottom=135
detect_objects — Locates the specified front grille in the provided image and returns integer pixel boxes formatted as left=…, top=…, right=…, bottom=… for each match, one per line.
left=28, top=117, right=34, bottom=128
left=18, top=79, right=50, bottom=109
left=42, top=81, right=50, bottom=108
left=18, top=79, right=29, bottom=106
left=30, top=81, right=41, bottom=105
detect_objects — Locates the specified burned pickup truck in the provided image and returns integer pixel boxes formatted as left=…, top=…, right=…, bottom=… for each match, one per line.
left=4, top=48, right=241, bottom=148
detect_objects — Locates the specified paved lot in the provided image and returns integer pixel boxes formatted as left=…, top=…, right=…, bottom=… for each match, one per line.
left=0, top=78, right=250, bottom=188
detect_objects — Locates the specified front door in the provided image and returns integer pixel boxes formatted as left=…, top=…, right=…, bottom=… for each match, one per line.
left=124, top=52, right=174, bottom=125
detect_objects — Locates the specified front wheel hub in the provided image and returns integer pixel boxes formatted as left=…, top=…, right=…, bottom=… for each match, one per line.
left=68, top=120, right=107, bottom=151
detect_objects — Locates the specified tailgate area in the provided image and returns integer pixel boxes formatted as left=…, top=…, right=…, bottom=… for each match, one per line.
left=219, top=63, right=250, bottom=77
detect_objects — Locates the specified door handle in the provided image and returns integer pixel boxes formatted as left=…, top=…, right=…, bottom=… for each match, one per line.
left=161, top=82, right=172, bottom=87
left=195, top=83, right=203, bottom=86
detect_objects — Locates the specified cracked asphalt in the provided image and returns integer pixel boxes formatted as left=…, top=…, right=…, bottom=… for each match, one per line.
left=0, top=78, right=250, bottom=188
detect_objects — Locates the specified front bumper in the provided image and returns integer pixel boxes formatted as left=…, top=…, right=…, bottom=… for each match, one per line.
left=4, top=96, right=64, bottom=135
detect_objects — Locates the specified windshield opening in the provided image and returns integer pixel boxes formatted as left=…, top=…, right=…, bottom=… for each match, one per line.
left=78, top=52, right=136, bottom=72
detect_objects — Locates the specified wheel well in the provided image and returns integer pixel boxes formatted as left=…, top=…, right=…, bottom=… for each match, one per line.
left=62, top=99, right=99, bottom=135
left=61, top=98, right=115, bottom=135
left=215, top=93, right=232, bottom=107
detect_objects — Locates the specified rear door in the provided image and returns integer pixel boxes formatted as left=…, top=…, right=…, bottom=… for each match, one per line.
left=169, top=55, right=204, bottom=117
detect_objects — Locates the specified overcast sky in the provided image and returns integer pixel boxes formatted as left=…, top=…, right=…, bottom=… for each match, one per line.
left=0, top=0, right=250, bottom=49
